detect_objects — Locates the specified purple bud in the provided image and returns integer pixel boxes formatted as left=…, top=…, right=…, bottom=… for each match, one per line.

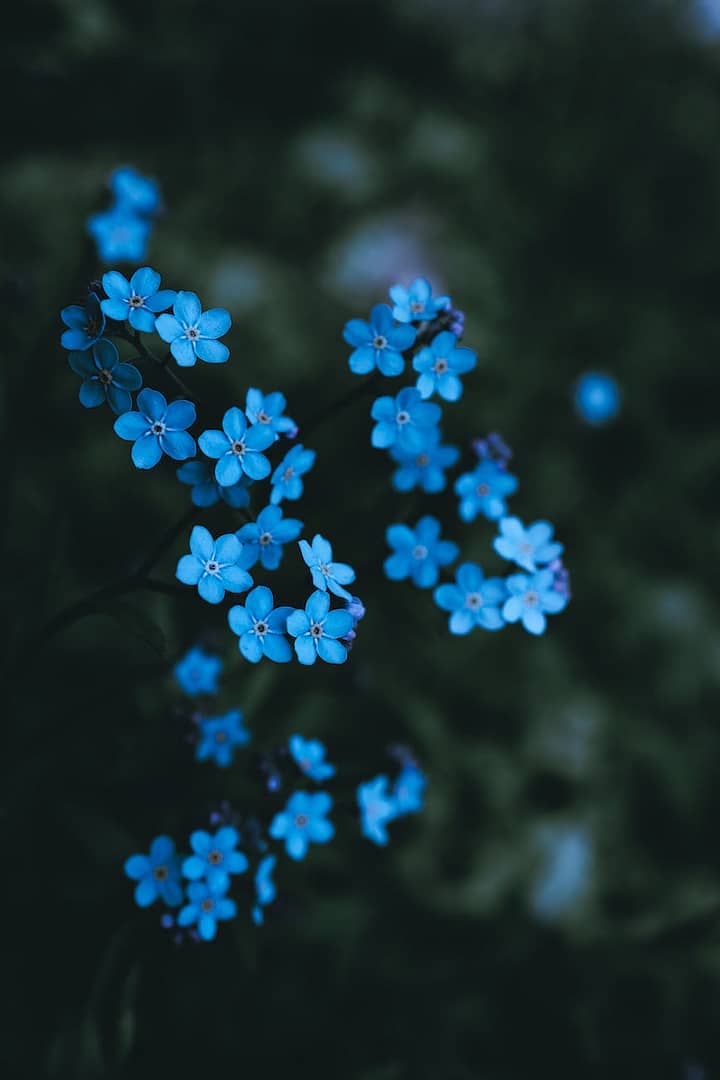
left=472, top=431, right=513, bottom=469
left=346, top=596, right=366, bottom=622
left=448, top=307, right=465, bottom=338
left=285, top=424, right=299, bottom=439
left=160, top=913, right=175, bottom=929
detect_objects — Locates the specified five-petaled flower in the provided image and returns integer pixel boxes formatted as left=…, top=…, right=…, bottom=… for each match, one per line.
left=228, top=586, right=294, bottom=663
left=60, top=292, right=106, bottom=351
left=88, top=208, right=151, bottom=264
left=270, top=443, right=316, bottom=504
left=245, top=388, right=296, bottom=439
left=124, top=835, right=183, bottom=908
left=199, top=407, right=275, bottom=486
left=455, top=461, right=518, bottom=522
left=252, top=855, right=277, bottom=926
left=298, top=534, right=356, bottom=600
left=111, top=166, right=161, bottom=215
left=390, top=430, right=460, bottom=494
left=235, top=504, right=303, bottom=570
left=413, top=330, right=477, bottom=401
left=176, top=460, right=251, bottom=508
left=384, top=516, right=458, bottom=589
left=177, top=881, right=237, bottom=942
left=195, top=710, right=251, bottom=767
left=286, top=590, right=354, bottom=665
left=343, top=303, right=417, bottom=376
left=389, top=277, right=451, bottom=323
left=502, top=569, right=568, bottom=635
left=371, top=387, right=441, bottom=453
left=113, top=388, right=196, bottom=469
left=182, top=826, right=248, bottom=893
left=68, top=338, right=141, bottom=415
left=156, top=291, right=232, bottom=366
left=100, top=266, right=176, bottom=332
left=269, top=791, right=334, bottom=860
left=493, top=517, right=564, bottom=573
left=174, top=645, right=222, bottom=696
left=289, top=734, right=336, bottom=782
left=434, top=563, right=507, bottom=634
left=357, top=776, right=397, bottom=846
left=176, top=525, right=253, bottom=604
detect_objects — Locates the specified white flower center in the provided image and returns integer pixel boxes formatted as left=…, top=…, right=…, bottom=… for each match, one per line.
left=476, top=483, right=490, bottom=497
left=98, top=369, right=113, bottom=385
left=310, top=622, right=323, bottom=638
left=373, top=335, right=387, bottom=350
left=396, top=410, right=410, bottom=425
left=466, top=592, right=483, bottom=610
left=185, top=326, right=200, bottom=341
left=525, top=590, right=539, bottom=606
left=433, top=358, right=448, bottom=374
left=254, top=620, right=268, bottom=636
left=410, top=300, right=424, bottom=313
left=259, top=532, right=272, bottom=546
left=412, top=545, right=428, bottom=560
left=205, top=560, right=220, bottom=574
left=129, top=294, right=145, bottom=308
left=151, top=421, right=166, bottom=435
left=231, top=440, right=246, bottom=456
left=257, top=410, right=271, bottom=423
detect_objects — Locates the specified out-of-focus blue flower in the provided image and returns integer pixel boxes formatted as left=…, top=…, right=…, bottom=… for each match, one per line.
left=574, top=372, right=620, bottom=425
left=298, top=534, right=356, bottom=600
left=384, top=516, right=458, bottom=589
left=455, top=460, right=518, bottom=523
left=177, top=881, right=237, bottom=942
left=174, top=646, right=222, bottom=696
left=413, top=330, right=476, bottom=401
left=503, top=569, right=568, bottom=635
left=235, top=504, right=303, bottom=570
left=182, top=826, right=248, bottom=892
left=531, top=825, right=592, bottom=920
left=199, top=407, right=274, bottom=486
left=228, top=586, right=294, bottom=663
left=270, top=443, right=316, bottom=504
left=434, top=563, right=507, bottom=634
left=100, top=266, right=176, bottom=332
left=388, top=277, right=451, bottom=323
left=113, top=389, right=196, bottom=469
left=287, top=590, right=354, bottom=665
left=124, top=835, right=183, bottom=908
left=111, top=166, right=161, bottom=216
left=68, top=338, right=141, bottom=414
left=60, top=292, right=106, bottom=351
left=392, top=764, right=426, bottom=817
left=289, top=734, right=336, bottom=782
left=196, top=710, right=250, bottom=767
left=390, top=431, right=459, bottom=493
left=357, top=776, right=397, bottom=846
left=343, top=303, right=416, bottom=376
left=371, top=387, right=441, bottom=453
left=252, top=855, right=277, bottom=926
left=493, top=517, right=564, bottom=573
left=176, top=525, right=253, bottom=604
left=156, top=291, right=232, bottom=366
left=245, top=388, right=296, bottom=439
left=176, top=460, right=251, bottom=508
left=269, top=791, right=334, bottom=860
left=88, top=208, right=151, bottom=264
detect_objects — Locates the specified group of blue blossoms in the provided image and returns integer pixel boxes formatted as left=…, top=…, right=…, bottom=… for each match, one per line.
left=62, top=231, right=570, bottom=938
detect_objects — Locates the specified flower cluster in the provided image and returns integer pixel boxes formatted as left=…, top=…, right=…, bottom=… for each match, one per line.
left=88, top=166, right=162, bottom=264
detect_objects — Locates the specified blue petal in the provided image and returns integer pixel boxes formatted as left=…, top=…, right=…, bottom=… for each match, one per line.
left=160, top=431, right=196, bottom=460
left=131, top=434, right=163, bottom=469
left=195, top=338, right=230, bottom=364
left=198, top=308, right=231, bottom=337
left=199, top=429, right=230, bottom=459
left=198, top=574, right=225, bottom=604
left=164, top=399, right=196, bottom=431
left=155, top=314, right=183, bottom=343
left=174, top=291, right=202, bottom=324
left=171, top=338, right=198, bottom=367
left=130, top=266, right=161, bottom=296
left=137, top=388, right=167, bottom=420
left=176, top=555, right=204, bottom=585
left=79, top=380, right=106, bottom=408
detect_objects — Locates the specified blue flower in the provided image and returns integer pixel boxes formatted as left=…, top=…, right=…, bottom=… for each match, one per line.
left=113, top=389, right=196, bottom=469
left=245, top=388, right=296, bottom=439
left=199, top=407, right=275, bottom=486
left=176, top=460, right=251, bottom=509
left=371, top=387, right=441, bottom=453
left=228, top=586, right=294, bottom=663
left=269, top=791, right=334, bottom=860
left=357, top=776, right=397, bottom=846
left=434, top=563, right=507, bottom=634
left=384, top=516, right=458, bottom=589
left=390, top=431, right=460, bottom=493
left=177, top=881, right=237, bottom=942
left=298, top=534, right=356, bottom=600
left=68, top=338, right=141, bottom=414
left=493, top=517, right=564, bottom=573
left=289, top=734, right=336, bottom=782
left=388, top=277, right=451, bottom=323
left=574, top=372, right=620, bottom=425
left=176, top=525, right=253, bottom=604
left=174, top=645, right=222, bottom=696
left=252, top=855, right=277, bottom=926
left=455, top=460, right=518, bottom=522
left=155, top=291, right=232, bottom=366
left=60, top=292, right=106, bottom=351
left=182, top=826, right=248, bottom=892
left=124, top=835, right=183, bottom=908
left=235, top=504, right=303, bottom=570
left=270, top=443, right=316, bottom=504
left=196, top=710, right=250, bottom=767
left=392, top=765, right=426, bottom=817
left=503, top=569, right=568, bottom=635
left=100, top=266, right=176, bottom=332
left=413, top=330, right=477, bottom=401
left=111, top=166, right=161, bottom=215
left=286, top=591, right=354, bottom=665
left=88, top=208, right=151, bottom=264
left=342, top=303, right=417, bottom=376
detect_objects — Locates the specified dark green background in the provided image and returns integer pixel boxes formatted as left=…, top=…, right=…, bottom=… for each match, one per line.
left=3, top=0, right=720, bottom=1076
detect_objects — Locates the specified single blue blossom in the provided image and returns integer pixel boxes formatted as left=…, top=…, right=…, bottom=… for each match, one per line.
left=390, top=431, right=460, bottom=494
left=176, top=525, right=253, bottom=604
left=252, top=854, right=277, bottom=926
left=493, top=517, right=564, bottom=573
left=286, top=590, right=354, bottom=665
left=392, top=765, right=426, bottom=817
left=384, top=516, right=458, bottom=589
left=298, top=534, right=356, bottom=600
left=503, top=569, right=568, bottom=635
left=196, top=710, right=251, bottom=767
left=100, top=266, right=176, bottom=332
left=199, top=407, right=274, bottom=486
left=111, top=166, right=161, bottom=215
left=289, top=734, right=336, bottom=782
left=235, top=504, right=303, bottom=570
left=174, top=646, right=222, bottom=696
left=68, top=338, right=141, bottom=414
left=156, top=291, right=232, bottom=366
left=455, top=460, right=518, bottom=523
left=177, top=881, right=237, bottom=942
left=269, top=791, right=334, bottom=861
left=124, top=835, right=183, bottom=908
left=245, top=388, right=296, bottom=439
left=413, top=330, right=477, bottom=401
left=88, top=208, right=151, bottom=264
left=228, top=586, right=294, bottom=664
left=60, top=292, right=106, bottom=351
left=357, top=776, right=397, bottom=846
left=574, top=371, right=620, bottom=425
left=182, top=826, right=248, bottom=892
left=371, top=387, right=441, bottom=453
left=343, top=303, right=417, bottom=377
left=270, top=443, right=316, bottom=504
left=434, top=563, right=507, bottom=634
left=176, top=460, right=251, bottom=509
left=388, top=277, right=451, bottom=323
left=113, top=389, right=196, bottom=469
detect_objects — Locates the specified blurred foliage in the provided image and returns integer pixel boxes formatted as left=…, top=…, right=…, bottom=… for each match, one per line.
left=3, top=0, right=720, bottom=1076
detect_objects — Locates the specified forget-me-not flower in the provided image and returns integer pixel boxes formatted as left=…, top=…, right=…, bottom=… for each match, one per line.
left=60, top=292, right=106, bottom=351
left=287, top=590, right=354, bottom=665
left=252, top=855, right=277, bottom=926
left=289, top=734, right=336, bottom=782
left=199, top=407, right=275, bottom=486
left=176, top=460, right=251, bottom=509
left=455, top=460, right=518, bottom=522
left=68, top=338, right=141, bottom=414
left=177, top=881, right=237, bottom=942
left=384, top=516, right=458, bottom=589
left=182, top=826, right=248, bottom=892
left=270, top=443, right=316, bottom=504
left=156, top=291, right=232, bottom=366
left=343, top=303, right=417, bottom=376
left=390, top=431, right=460, bottom=494
left=176, top=525, right=253, bottom=604
left=88, top=209, right=151, bottom=264
left=235, top=504, right=303, bottom=570
left=113, top=389, right=196, bottom=469
left=195, top=710, right=251, bottom=767
left=100, top=266, right=176, bottom=332
left=413, top=330, right=477, bottom=401
left=503, top=570, right=568, bottom=635
left=269, top=791, right=334, bottom=861
left=388, top=277, right=451, bottom=323
left=174, top=646, right=222, bottom=696
left=111, top=166, right=161, bottom=215
left=493, top=517, right=564, bottom=573
left=245, top=388, right=296, bottom=439
left=357, top=776, right=397, bottom=846
left=228, top=586, right=294, bottom=663
left=371, top=387, right=441, bottom=453
left=434, top=563, right=507, bottom=634
left=124, top=835, right=183, bottom=908
left=298, top=534, right=356, bottom=600
left=392, top=765, right=426, bottom=817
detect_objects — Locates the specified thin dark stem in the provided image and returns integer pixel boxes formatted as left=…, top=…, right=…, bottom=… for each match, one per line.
left=116, top=328, right=200, bottom=404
